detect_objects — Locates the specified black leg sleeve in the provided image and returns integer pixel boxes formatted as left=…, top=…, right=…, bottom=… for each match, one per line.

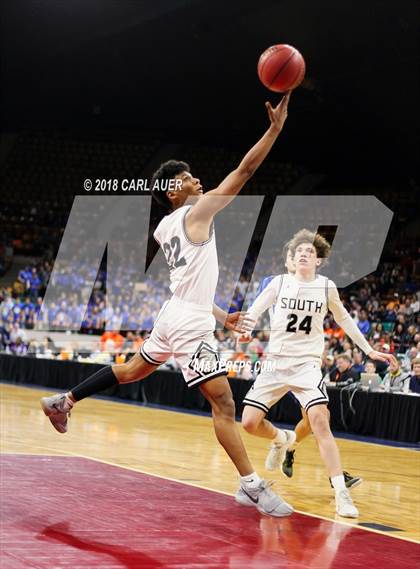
left=71, top=366, right=118, bottom=401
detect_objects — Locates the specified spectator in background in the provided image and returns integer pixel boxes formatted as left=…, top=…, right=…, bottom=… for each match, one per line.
left=122, top=331, right=144, bottom=354
left=400, top=297, right=413, bottom=317
left=122, top=331, right=136, bottom=354
left=334, top=354, right=360, bottom=386
left=364, top=360, right=377, bottom=374
left=357, top=309, right=371, bottom=336
left=381, top=358, right=410, bottom=393
left=404, top=346, right=418, bottom=370
left=9, top=322, right=27, bottom=343
left=342, top=340, right=353, bottom=357
left=384, top=304, right=397, bottom=323
left=29, top=267, right=42, bottom=300
left=407, top=325, right=418, bottom=345
left=328, top=336, right=344, bottom=357
left=410, top=295, right=419, bottom=315
left=409, top=358, right=420, bottom=394
left=352, top=350, right=365, bottom=374
left=10, top=336, right=28, bottom=356
left=371, top=342, right=390, bottom=377
left=393, top=323, right=407, bottom=353
left=324, top=321, right=345, bottom=343
left=17, top=266, right=31, bottom=292
left=322, top=354, right=337, bottom=382
left=110, top=306, right=123, bottom=331
left=371, top=322, right=384, bottom=343
left=52, top=301, right=72, bottom=329
left=20, top=296, right=35, bottom=323
left=100, top=330, right=124, bottom=353
left=0, top=324, right=10, bottom=350
left=41, top=336, right=56, bottom=355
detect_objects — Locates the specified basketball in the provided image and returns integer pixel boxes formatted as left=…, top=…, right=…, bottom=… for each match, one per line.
left=258, top=44, right=305, bottom=92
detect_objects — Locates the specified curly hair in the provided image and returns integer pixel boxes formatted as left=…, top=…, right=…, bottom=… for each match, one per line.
left=150, top=160, right=190, bottom=211
left=281, top=239, right=291, bottom=263
left=288, top=228, right=331, bottom=261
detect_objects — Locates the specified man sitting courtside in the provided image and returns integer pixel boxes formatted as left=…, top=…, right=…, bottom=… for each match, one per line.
left=334, top=354, right=360, bottom=387
left=409, top=358, right=420, bottom=394
left=363, top=360, right=377, bottom=374
left=381, top=358, right=410, bottom=393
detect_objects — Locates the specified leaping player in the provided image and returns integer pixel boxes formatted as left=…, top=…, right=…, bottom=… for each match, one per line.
left=41, top=93, right=295, bottom=517
left=236, top=229, right=396, bottom=517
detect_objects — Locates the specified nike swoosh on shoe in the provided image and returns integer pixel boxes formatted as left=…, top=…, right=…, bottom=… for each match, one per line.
left=241, top=488, right=259, bottom=504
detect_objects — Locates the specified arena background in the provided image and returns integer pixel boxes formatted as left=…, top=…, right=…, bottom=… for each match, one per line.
left=1, top=2, right=419, bottom=568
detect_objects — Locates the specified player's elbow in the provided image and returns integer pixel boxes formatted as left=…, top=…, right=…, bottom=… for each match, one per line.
left=237, top=165, right=256, bottom=180
left=332, top=313, right=347, bottom=327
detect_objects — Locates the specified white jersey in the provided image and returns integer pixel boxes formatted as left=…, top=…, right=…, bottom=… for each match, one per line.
left=154, top=205, right=219, bottom=307
left=268, top=273, right=329, bottom=360
left=249, top=273, right=372, bottom=362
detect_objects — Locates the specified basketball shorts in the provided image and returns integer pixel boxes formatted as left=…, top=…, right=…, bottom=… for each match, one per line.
left=243, top=357, right=328, bottom=414
left=140, top=296, right=226, bottom=388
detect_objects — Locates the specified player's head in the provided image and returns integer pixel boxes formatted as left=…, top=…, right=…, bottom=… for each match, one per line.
left=288, top=229, right=331, bottom=273
left=282, top=241, right=295, bottom=274
left=150, top=160, right=203, bottom=211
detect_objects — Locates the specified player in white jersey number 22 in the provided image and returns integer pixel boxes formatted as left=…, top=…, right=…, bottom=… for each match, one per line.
left=41, top=93, right=297, bottom=517
left=238, top=229, right=396, bottom=518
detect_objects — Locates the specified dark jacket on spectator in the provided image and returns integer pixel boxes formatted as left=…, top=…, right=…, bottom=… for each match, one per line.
left=409, top=375, right=420, bottom=394
left=335, top=366, right=360, bottom=387
left=374, top=359, right=388, bottom=378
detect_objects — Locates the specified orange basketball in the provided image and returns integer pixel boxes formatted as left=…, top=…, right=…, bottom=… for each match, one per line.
left=258, top=44, right=305, bottom=92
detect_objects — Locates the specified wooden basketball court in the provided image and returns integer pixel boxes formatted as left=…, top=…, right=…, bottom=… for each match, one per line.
left=1, top=383, right=419, bottom=568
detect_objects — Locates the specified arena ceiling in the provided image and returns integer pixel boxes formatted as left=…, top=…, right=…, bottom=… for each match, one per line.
left=2, top=0, right=419, bottom=174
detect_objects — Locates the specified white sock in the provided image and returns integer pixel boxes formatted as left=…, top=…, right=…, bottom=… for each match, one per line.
left=273, top=429, right=287, bottom=444
left=288, top=440, right=299, bottom=451
left=240, top=472, right=262, bottom=489
left=331, top=474, right=346, bottom=492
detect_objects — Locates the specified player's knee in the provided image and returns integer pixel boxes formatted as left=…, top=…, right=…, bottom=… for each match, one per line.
left=212, top=391, right=236, bottom=419
left=309, top=411, right=330, bottom=437
left=242, top=414, right=261, bottom=434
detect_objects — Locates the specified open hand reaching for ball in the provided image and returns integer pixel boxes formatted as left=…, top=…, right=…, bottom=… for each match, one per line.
left=266, top=91, right=291, bottom=132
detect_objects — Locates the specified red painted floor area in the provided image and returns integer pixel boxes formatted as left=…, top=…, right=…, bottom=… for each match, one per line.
left=0, top=455, right=418, bottom=569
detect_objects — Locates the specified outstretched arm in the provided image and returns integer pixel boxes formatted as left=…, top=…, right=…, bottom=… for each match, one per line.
left=212, top=304, right=253, bottom=333
left=236, top=277, right=279, bottom=342
left=187, top=92, right=291, bottom=227
left=328, top=283, right=396, bottom=365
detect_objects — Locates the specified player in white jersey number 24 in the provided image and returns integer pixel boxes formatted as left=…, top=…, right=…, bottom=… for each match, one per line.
left=237, top=229, right=396, bottom=518
left=41, top=93, right=298, bottom=517
left=254, top=244, right=363, bottom=490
